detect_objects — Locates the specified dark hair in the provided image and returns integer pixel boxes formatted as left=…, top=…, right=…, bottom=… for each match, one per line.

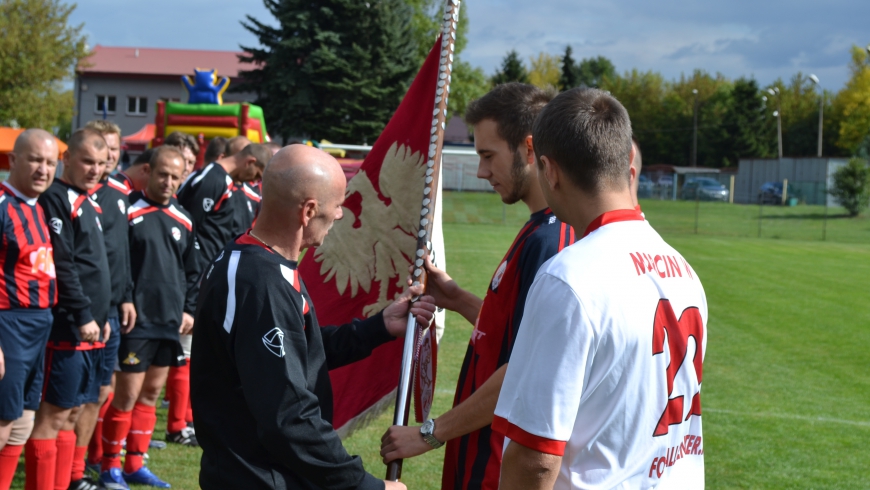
left=149, top=145, right=184, bottom=167
left=533, top=87, right=633, bottom=193
left=238, top=143, right=273, bottom=169
left=465, top=83, right=553, bottom=151
left=67, top=128, right=107, bottom=156
left=164, top=131, right=199, bottom=154
left=204, top=137, right=228, bottom=163
left=131, top=149, right=154, bottom=166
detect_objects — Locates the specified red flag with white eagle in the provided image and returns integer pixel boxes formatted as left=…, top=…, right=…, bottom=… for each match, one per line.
left=297, top=31, right=449, bottom=433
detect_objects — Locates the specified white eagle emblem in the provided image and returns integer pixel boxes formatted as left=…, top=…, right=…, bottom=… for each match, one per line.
left=314, top=142, right=427, bottom=317
left=203, top=197, right=215, bottom=212
left=117, top=199, right=126, bottom=215
left=171, top=227, right=181, bottom=241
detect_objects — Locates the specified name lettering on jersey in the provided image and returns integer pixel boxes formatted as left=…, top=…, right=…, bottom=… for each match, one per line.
left=29, top=247, right=56, bottom=278
left=49, top=218, right=62, bottom=235
left=262, top=327, right=286, bottom=358
left=629, top=252, right=694, bottom=280
left=648, top=434, right=703, bottom=479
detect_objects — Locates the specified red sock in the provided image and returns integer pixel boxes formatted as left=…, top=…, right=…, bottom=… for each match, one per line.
left=0, top=444, right=23, bottom=490
left=69, top=445, right=87, bottom=481
left=87, top=391, right=113, bottom=464
left=166, top=363, right=190, bottom=434
left=101, top=405, right=132, bottom=472
left=53, top=430, right=76, bottom=490
left=124, top=403, right=156, bottom=474
left=25, top=439, right=56, bottom=490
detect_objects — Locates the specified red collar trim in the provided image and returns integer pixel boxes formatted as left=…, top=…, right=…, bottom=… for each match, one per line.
left=235, top=229, right=273, bottom=253
left=582, top=208, right=645, bottom=238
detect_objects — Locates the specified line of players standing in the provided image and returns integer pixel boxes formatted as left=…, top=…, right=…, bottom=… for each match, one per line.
left=0, top=122, right=274, bottom=490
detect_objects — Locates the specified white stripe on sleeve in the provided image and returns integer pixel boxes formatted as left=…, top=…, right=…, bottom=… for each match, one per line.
left=223, top=250, right=241, bottom=333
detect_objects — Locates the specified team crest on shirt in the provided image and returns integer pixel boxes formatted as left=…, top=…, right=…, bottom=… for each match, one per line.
left=49, top=218, right=62, bottom=234
left=123, top=352, right=140, bottom=365
left=491, top=260, right=507, bottom=290
left=117, top=199, right=126, bottom=214
left=262, top=327, right=286, bottom=358
left=171, top=227, right=181, bottom=241
left=95, top=217, right=102, bottom=232
left=202, top=197, right=215, bottom=212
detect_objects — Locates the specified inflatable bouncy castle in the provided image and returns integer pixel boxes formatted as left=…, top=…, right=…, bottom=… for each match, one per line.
left=151, top=69, right=269, bottom=166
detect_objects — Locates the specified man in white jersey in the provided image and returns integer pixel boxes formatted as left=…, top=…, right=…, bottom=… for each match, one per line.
left=493, top=87, right=708, bottom=490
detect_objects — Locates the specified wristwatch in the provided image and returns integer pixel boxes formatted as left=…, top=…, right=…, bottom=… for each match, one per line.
left=420, top=419, right=444, bottom=449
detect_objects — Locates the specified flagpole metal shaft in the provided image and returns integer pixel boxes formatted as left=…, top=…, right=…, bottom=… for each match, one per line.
left=387, top=0, right=461, bottom=481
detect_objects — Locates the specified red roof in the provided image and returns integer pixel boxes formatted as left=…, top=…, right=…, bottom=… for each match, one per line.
left=78, top=45, right=255, bottom=78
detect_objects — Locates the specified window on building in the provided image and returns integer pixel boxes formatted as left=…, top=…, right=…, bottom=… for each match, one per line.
left=127, top=96, right=148, bottom=115
left=95, top=95, right=116, bottom=114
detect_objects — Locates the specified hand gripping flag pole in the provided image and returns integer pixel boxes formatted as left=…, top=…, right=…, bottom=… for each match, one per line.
left=387, top=0, right=461, bottom=481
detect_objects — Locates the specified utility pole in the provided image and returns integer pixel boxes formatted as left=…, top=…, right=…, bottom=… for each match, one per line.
left=768, top=87, right=782, bottom=159
left=810, top=74, right=823, bottom=157
left=691, top=89, right=698, bottom=167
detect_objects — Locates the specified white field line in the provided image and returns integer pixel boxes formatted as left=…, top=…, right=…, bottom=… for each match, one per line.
left=705, top=408, right=870, bottom=428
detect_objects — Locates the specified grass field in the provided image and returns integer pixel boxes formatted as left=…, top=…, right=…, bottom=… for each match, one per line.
left=10, top=192, right=870, bottom=489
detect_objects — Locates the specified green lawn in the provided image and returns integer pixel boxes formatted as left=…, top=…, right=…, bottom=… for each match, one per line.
left=11, top=193, right=870, bottom=489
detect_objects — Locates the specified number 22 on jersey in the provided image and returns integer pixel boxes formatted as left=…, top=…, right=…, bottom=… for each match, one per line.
left=652, top=299, right=704, bottom=437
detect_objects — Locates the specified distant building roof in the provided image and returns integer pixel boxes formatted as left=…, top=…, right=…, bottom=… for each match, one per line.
left=78, top=45, right=255, bottom=78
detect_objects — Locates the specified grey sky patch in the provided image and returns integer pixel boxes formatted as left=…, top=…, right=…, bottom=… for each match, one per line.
left=68, top=0, right=866, bottom=91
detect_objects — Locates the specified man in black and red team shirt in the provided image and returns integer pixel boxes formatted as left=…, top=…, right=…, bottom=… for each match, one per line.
left=74, top=120, right=137, bottom=489
left=176, top=143, right=271, bottom=267
left=114, top=150, right=151, bottom=193
left=191, top=145, right=436, bottom=490
left=379, top=83, right=577, bottom=490
left=28, top=128, right=112, bottom=490
left=98, top=146, right=200, bottom=490
left=0, top=129, right=60, bottom=489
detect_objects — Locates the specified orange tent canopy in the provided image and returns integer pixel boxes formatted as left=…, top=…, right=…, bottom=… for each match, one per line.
left=122, top=124, right=155, bottom=151
left=0, top=127, right=68, bottom=170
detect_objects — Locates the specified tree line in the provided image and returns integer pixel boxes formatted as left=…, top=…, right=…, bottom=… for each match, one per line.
left=490, top=45, right=870, bottom=167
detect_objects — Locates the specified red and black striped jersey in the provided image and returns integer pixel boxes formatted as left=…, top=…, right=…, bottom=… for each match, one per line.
left=0, top=182, right=57, bottom=310
left=126, top=191, right=201, bottom=340
left=39, top=179, right=112, bottom=350
left=90, top=176, right=133, bottom=309
left=442, top=208, right=576, bottom=490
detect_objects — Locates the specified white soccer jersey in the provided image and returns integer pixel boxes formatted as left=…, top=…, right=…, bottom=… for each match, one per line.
left=493, top=208, right=707, bottom=490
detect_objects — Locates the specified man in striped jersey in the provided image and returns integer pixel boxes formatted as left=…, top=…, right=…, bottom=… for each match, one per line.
left=380, top=83, right=577, bottom=490
left=0, top=129, right=60, bottom=489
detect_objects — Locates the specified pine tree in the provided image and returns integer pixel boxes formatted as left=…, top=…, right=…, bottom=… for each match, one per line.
left=559, top=45, right=579, bottom=91
left=236, top=0, right=417, bottom=143
left=576, top=56, right=616, bottom=88
left=491, top=50, right=529, bottom=85
left=720, top=78, right=772, bottom=165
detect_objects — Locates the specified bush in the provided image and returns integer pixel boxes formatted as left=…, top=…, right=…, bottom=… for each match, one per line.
left=829, top=158, right=870, bottom=216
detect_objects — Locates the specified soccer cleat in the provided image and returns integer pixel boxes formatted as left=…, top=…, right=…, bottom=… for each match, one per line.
left=165, top=427, right=198, bottom=447
left=68, top=476, right=100, bottom=490
left=85, top=461, right=101, bottom=479
left=123, top=466, right=171, bottom=488
left=99, top=468, right=130, bottom=490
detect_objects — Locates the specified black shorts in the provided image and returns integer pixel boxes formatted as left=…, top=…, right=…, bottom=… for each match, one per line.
left=118, top=337, right=186, bottom=373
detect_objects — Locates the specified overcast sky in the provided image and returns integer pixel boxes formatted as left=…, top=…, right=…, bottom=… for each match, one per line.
left=71, top=0, right=867, bottom=91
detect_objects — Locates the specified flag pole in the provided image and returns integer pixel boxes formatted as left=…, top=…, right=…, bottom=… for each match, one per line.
left=387, top=0, right=461, bottom=481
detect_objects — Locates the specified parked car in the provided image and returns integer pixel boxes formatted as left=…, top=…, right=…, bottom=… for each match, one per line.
left=637, top=174, right=654, bottom=198
left=681, top=177, right=729, bottom=201
left=758, top=182, right=783, bottom=204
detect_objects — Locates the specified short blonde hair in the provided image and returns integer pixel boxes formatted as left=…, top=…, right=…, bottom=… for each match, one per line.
left=85, top=120, right=122, bottom=138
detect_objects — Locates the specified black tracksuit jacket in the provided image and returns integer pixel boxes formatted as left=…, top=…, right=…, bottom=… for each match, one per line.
left=126, top=191, right=200, bottom=340
left=38, top=179, right=111, bottom=348
left=191, top=235, right=393, bottom=490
